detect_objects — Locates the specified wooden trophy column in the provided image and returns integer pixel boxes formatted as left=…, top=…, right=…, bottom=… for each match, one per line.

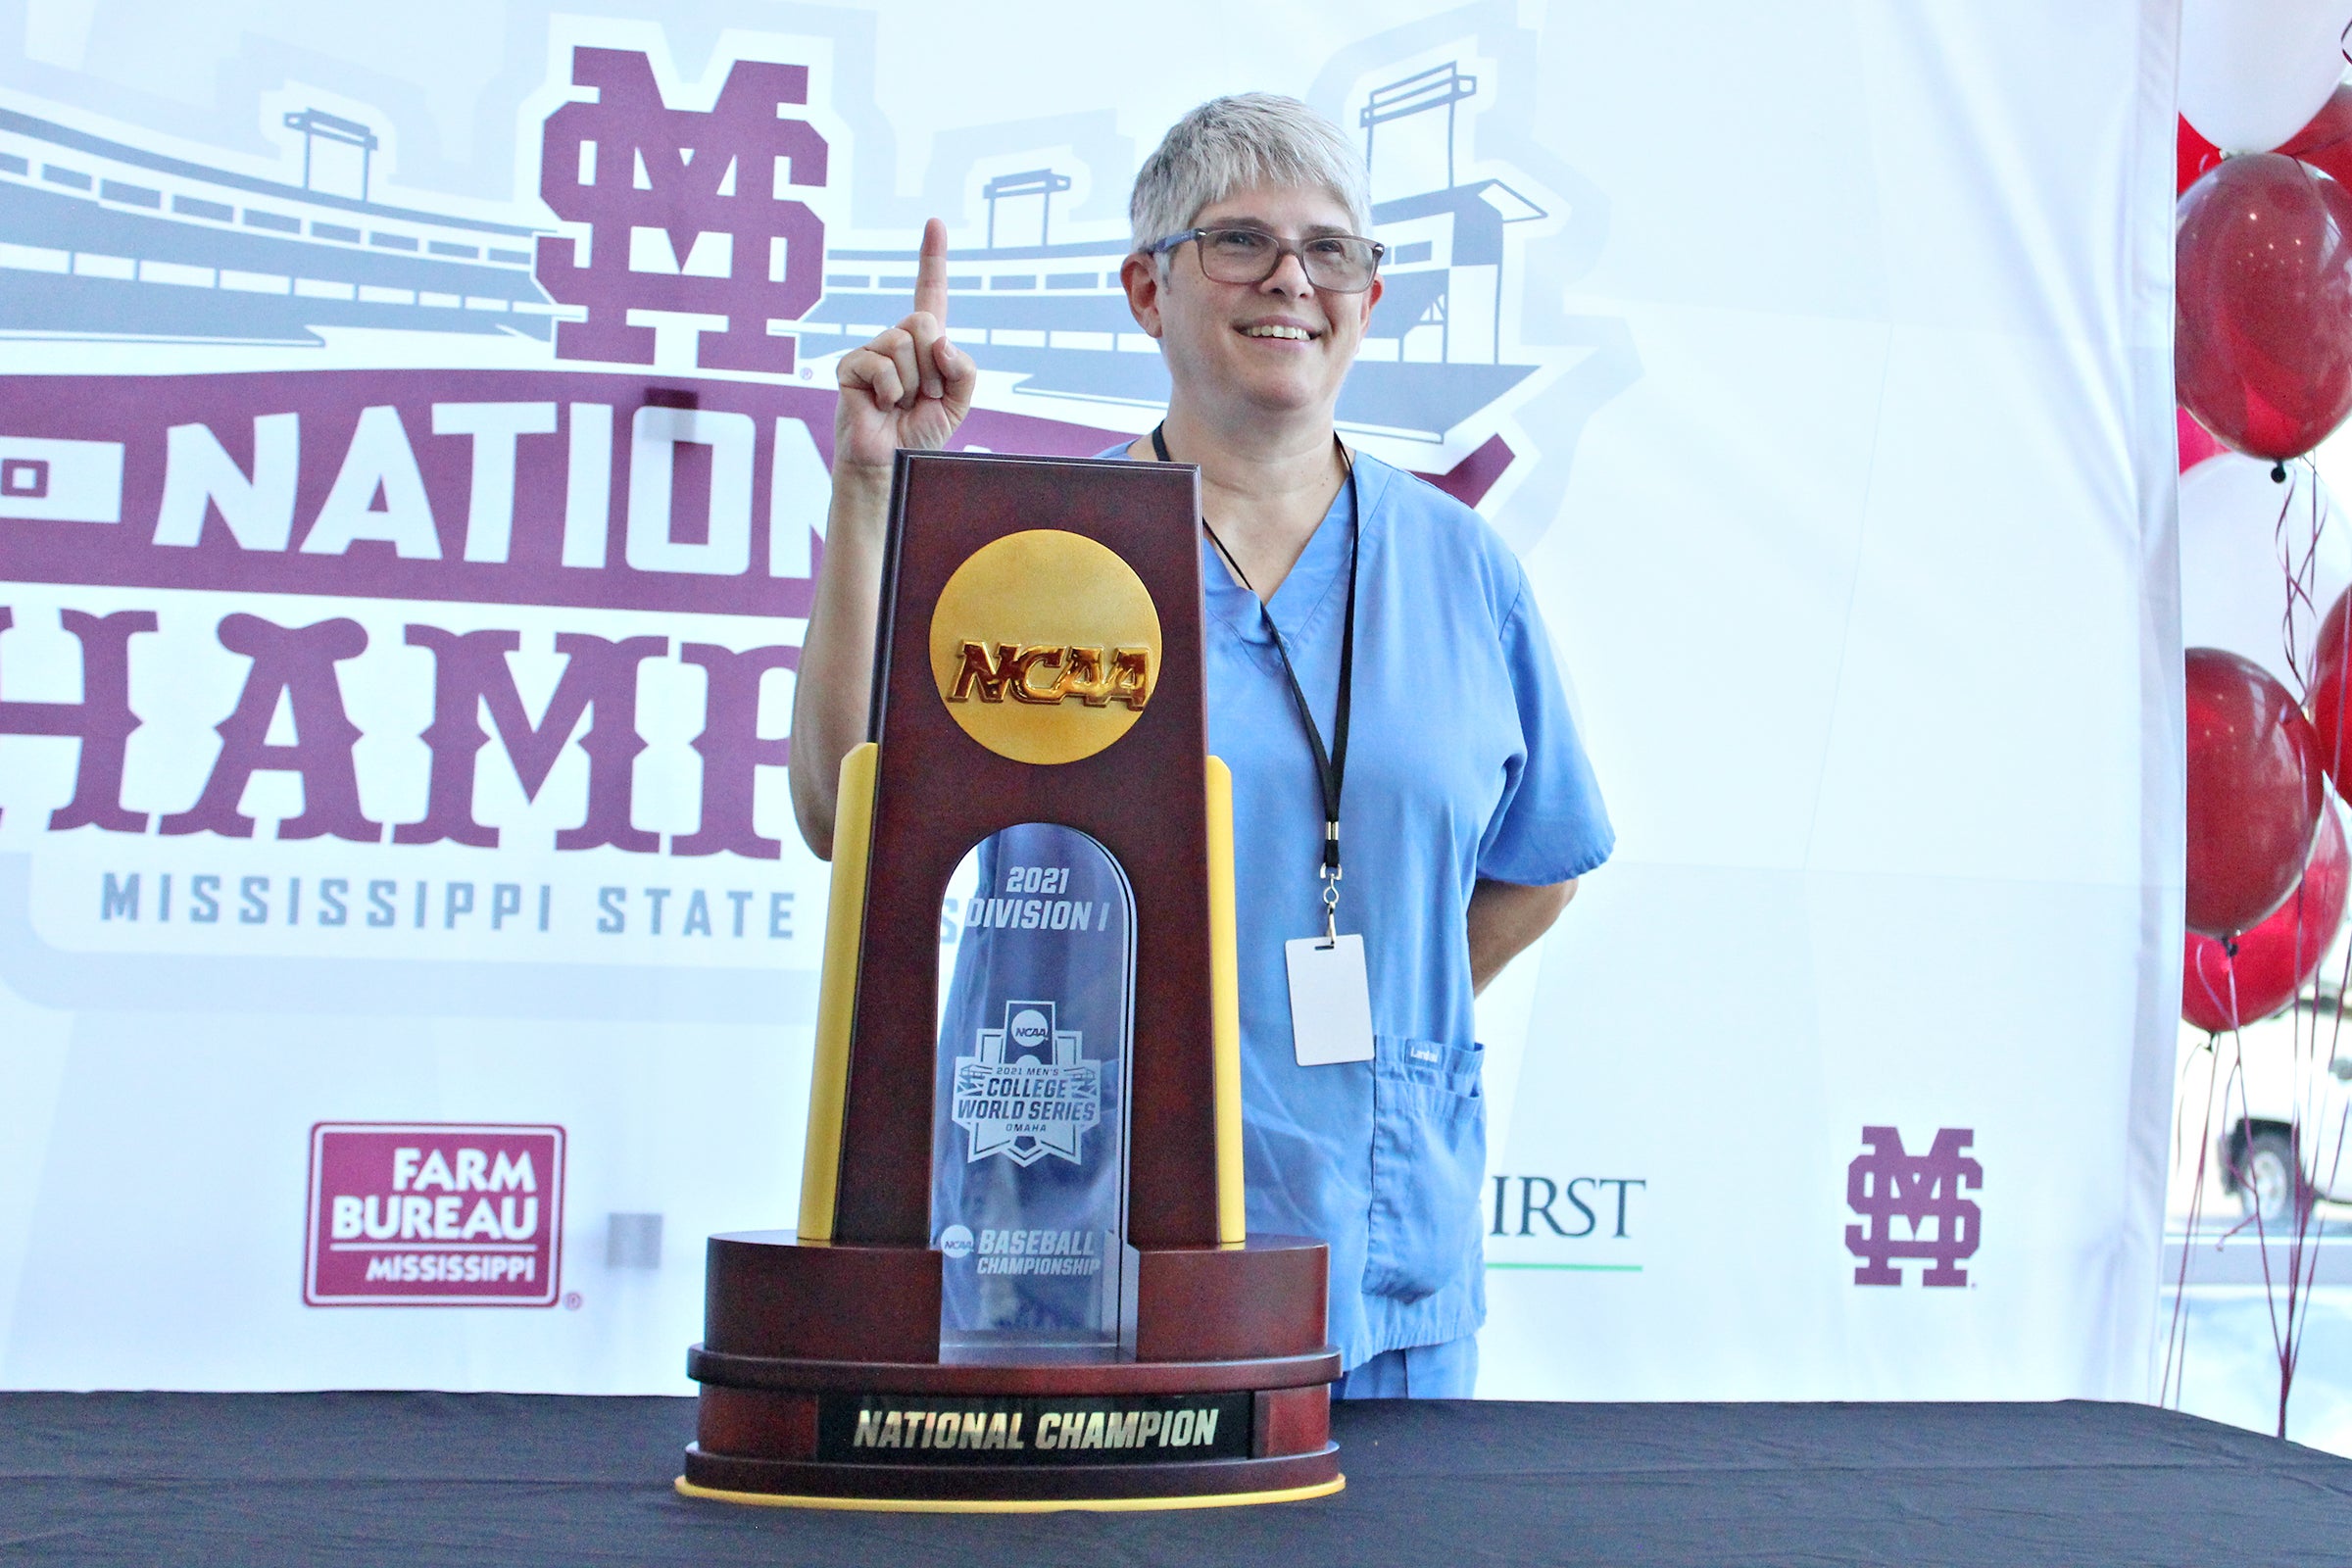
left=678, top=452, right=1342, bottom=1510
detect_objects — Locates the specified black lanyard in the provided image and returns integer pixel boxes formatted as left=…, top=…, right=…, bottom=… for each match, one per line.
left=1152, top=422, right=1358, bottom=938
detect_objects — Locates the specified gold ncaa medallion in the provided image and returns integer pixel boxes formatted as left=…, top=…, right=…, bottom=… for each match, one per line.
left=929, top=529, right=1162, bottom=765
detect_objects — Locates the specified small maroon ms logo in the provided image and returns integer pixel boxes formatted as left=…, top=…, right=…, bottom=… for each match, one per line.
left=305, top=1124, right=565, bottom=1306
left=537, top=47, right=829, bottom=373
left=1844, top=1125, right=1981, bottom=1288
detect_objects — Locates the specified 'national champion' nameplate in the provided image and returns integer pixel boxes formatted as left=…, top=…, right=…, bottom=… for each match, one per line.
left=816, top=1393, right=1251, bottom=1465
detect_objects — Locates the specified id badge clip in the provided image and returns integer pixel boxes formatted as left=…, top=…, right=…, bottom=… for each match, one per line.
left=1286, top=863, right=1373, bottom=1066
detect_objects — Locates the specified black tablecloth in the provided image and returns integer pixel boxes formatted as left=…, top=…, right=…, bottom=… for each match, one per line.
left=3, top=1393, right=2348, bottom=1566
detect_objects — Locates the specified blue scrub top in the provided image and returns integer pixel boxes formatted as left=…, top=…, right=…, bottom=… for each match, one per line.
left=937, top=449, right=1612, bottom=1370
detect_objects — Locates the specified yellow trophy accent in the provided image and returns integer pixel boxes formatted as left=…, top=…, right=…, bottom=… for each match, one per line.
left=1206, top=756, right=1245, bottom=1247
left=673, top=1475, right=1346, bottom=1512
left=797, top=742, right=878, bottom=1243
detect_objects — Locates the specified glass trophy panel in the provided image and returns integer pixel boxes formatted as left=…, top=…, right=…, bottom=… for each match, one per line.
left=931, top=822, right=1134, bottom=1351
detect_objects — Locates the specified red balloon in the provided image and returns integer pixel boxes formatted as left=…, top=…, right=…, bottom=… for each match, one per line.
left=2186, top=647, right=2327, bottom=938
left=2178, top=405, right=2228, bottom=471
left=2180, top=115, right=2223, bottom=196
left=2185, top=807, right=2349, bottom=1032
left=2280, top=84, right=2352, bottom=189
left=2318, top=586, right=2352, bottom=683
left=2177, top=155, right=2352, bottom=463
left=2307, top=643, right=2352, bottom=804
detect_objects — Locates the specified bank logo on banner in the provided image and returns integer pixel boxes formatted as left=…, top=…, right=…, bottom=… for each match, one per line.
left=1844, top=1126, right=1982, bottom=1288
left=1482, top=1170, right=1647, bottom=1274
left=305, top=1123, right=565, bottom=1306
left=954, top=1001, right=1100, bottom=1167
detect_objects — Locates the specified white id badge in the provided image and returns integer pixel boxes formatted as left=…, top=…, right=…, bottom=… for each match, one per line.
left=1285, top=934, right=1375, bottom=1066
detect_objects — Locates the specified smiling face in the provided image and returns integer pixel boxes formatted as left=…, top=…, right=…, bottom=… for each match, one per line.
left=1122, top=182, right=1383, bottom=433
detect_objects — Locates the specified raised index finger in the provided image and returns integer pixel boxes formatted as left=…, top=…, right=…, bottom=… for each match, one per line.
left=913, top=218, right=950, bottom=327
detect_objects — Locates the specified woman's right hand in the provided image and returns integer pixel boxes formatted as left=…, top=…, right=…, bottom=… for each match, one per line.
left=832, top=217, right=976, bottom=477
left=794, top=217, right=977, bottom=858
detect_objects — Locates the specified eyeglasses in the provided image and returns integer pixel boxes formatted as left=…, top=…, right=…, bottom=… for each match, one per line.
left=1148, top=226, right=1386, bottom=293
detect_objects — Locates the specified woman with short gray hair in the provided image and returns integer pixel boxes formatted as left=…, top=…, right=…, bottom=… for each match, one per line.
left=791, top=93, right=1611, bottom=1399
left=1127, top=92, right=1373, bottom=257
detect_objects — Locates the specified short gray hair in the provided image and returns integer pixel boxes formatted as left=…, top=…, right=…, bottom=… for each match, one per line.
left=1129, top=94, right=1372, bottom=257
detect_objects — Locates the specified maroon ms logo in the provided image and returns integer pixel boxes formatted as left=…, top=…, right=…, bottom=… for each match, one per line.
left=537, top=47, right=829, bottom=373
left=1844, top=1126, right=1981, bottom=1288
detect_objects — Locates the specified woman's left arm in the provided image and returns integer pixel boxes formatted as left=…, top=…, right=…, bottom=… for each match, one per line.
left=1467, top=876, right=1577, bottom=996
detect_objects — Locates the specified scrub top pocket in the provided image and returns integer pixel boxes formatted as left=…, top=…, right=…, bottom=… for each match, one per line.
left=1362, top=1035, right=1486, bottom=1303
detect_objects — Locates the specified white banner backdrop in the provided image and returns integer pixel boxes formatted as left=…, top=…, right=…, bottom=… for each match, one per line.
left=0, top=0, right=2179, bottom=1396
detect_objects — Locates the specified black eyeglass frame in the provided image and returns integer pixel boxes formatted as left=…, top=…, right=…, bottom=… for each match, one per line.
left=1145, top=225, right=1387, bottom=293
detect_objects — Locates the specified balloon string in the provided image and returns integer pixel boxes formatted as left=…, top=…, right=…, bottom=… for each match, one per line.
left=2277, top=874, right=2319, bottom=1438
left=2332, top=576, right=2352, bottom=836
left=2276, top=462, right=2322, bottom=699
left=2272, top=819, right=2352, bottom=1441
left=2161, top=1025, right=2222, bottom=1408
left=2300, top=934, right=2352, bottom=1420
left=2164, top=940, right=2250, bottom=1408
left=2313, top=909, right=2352, bottom=1253
left=2280, top=459, right=2352, bottom=1436
left=2216, top=946, right=2294, bottom=1402
left=2230, top=886, right=2312, bottom=1442
left=2191, top=937, right=2234, bottom=1025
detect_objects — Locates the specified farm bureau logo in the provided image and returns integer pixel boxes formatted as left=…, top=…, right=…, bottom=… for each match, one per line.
left=1844, top=1125, right=1981, bottom=1287
left=953, top=1000, right=1100, bottom=1167
left=305, top=1123, right=564, bottom=1305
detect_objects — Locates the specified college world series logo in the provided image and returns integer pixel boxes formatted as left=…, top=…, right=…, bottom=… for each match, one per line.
left=953, top=1001, right=1101, bottom=1167
left=1844, top=1125, right=1981, bottom=1288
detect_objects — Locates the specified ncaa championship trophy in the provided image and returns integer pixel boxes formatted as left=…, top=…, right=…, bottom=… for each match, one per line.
left=678, top=451, right=1344, bottom=1510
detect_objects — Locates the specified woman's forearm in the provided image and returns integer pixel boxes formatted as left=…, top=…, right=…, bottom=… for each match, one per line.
left=787, top=464, right=893, bottom=859
left=1467, top=875, right=1577, bottom=995
left=789, top=220, right=976, bottom=859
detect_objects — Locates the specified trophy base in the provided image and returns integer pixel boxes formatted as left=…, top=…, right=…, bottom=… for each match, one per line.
left=682, top=1231, right=1342, bottom=1510
left=675, top=1451, right=1344, bottom=1511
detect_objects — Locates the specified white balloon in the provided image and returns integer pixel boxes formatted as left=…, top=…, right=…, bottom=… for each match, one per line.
left=2180, top=0, right=2352, bottom=154
left=2180, top=456, right=2349, bottom=692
